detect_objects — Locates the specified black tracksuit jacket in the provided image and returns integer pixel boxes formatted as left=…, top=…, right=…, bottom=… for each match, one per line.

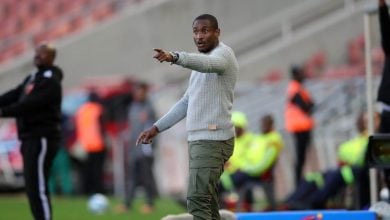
left=0, top=65, right=63, bottom=140
left=379, top=4, right=390, bottom=105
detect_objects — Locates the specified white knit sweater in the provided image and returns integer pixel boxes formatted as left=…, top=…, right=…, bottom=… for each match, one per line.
left=154, top=42, right=239, bottom=141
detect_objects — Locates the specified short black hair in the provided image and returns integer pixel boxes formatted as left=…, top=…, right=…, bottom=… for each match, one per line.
left=135, top=81, right=148, bottom=91
left=40, top=43, right=57, bottom=60
left=88, top=90, right=100, bottom=102
left=193, top=14, right=219, bottom=30
left=262, top=114, right=274, bottom=125
left=290, top=64, right=303, bottom=79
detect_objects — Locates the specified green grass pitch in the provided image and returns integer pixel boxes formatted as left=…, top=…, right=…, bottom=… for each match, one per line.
left=0, top=194, right=186, bottom=220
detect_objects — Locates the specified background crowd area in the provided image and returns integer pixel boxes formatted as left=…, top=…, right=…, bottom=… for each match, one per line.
left=0, top=36, right=386, bottom=212
left=0, top=0, right=389, bottom=217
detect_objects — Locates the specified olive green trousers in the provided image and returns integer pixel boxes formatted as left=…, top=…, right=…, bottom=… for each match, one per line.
left=187, top=138, right=234, bottom=220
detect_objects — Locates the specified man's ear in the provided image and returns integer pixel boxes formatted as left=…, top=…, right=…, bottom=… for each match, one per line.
left=215, top=28, right=220, bottom=37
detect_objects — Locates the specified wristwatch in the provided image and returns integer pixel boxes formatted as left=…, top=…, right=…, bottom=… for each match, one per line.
left=169, top=52, right=179, bottom=63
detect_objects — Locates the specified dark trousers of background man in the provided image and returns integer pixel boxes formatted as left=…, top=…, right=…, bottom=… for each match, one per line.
left=22, top=137, right=59, bottom=220
left=124, top=156, right=158, bottom=209
left=287, top=167, right=369, bottom=209
left=380, top=110, right=390, bottom=197
left=83, top=150, right=106, bottom=195
left=293, top=131, right=311, bottom=187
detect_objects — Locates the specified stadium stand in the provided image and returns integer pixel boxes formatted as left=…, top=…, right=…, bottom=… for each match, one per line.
left=0, top=0, right=141, bottom=64
left=0, top=0, right=383, bottom=204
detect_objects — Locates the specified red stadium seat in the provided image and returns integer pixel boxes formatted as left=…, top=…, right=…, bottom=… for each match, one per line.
left=264, top=69, right=283, bottom=83
left=0, top=41, right=28, bottom=64
left=92, top=2, right=114, bottom=23
left=0, top=0, right=137, bottom=64
left=70, top=15, right=88, bottom=33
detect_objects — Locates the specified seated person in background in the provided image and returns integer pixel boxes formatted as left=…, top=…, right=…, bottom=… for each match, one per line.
left=221, top=114, right=284, bottom=211
left=281, top=112, right=379, bottom=210
left=220, top=111, right=254, bottom=193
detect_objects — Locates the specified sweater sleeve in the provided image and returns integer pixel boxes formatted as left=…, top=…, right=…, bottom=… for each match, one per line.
left=154, top=91, right=188, bottom=132
left=175, top=48, right=229, bottom=74
left=380, top=3, right=390, bottom=56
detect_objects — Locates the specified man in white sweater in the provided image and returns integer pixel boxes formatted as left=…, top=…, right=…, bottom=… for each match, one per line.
left=136, top=14, right=239, bottom=220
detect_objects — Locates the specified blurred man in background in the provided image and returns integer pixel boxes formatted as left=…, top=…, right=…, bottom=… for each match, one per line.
left=222, top=114, right=283, bottom=211
left=137, top=14, right=239, bottom=220
left=0, top=43, right=63, bottom=220
left=222, top=111, right=254, bottom=177
left=117, top=82, right=158, bottom=214
left=282, top=112, right=377, bottom=210
left=220, top=111, right=254, bottom=210
left=284, top=65, right=315, bottom=187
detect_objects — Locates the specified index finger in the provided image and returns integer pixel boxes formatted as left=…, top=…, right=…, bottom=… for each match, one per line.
left=153, top=48, right=163, bottom=53
left=136, top=133, right=143, bottom=146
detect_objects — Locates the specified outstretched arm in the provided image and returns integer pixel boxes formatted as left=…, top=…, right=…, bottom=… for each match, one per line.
left=379, top=0, right=390, bottom=55
left=0, top=76, right=29, bottom=108
left=153, top=48, right=229, bottom=74
left=1, top=77, right=61, bottom=117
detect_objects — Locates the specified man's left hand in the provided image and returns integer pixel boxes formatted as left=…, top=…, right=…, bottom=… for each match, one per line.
left=153, top=48, right=174, bottom=63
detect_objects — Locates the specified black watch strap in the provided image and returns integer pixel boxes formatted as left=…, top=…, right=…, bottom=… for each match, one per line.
left=170, top=52, right=179, bottom=63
